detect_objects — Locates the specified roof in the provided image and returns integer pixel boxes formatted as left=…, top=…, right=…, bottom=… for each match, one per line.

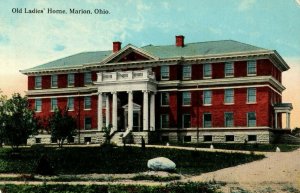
left=274, top=103, right=293, bottom=109
left=21, top=40, right=271, bottom=73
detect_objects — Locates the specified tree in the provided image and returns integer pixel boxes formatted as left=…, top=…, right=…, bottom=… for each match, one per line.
left=0, top=91, right=7, bottom=147
left=102, top=124, right=112, bottom=145
left=2, top=93, right=38, bottom=150
left=48, top=107, right=76, bottom=148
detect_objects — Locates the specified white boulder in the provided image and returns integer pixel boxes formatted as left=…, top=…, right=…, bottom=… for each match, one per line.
left=147, top=157, right=176, bottom=171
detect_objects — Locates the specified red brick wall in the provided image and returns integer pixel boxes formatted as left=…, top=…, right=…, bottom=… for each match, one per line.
left=42, top=75, right=51, bottom=89
left=191, top=64, right=203, bottom=80
left=234, top=61, right=247, bottom=77
left=212, top=62, right=224, bottom=79
left=58, top=74, right=67, bottom=88
left=28, top=76, right=35, bottom=90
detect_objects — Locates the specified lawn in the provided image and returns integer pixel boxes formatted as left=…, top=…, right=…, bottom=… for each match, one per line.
left=163, top=143, right=300, bottom=152
left=0, top=145, right=264, bottom=175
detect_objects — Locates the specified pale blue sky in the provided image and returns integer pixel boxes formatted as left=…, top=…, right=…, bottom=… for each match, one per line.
left=0, top=0, right=300, bottom=127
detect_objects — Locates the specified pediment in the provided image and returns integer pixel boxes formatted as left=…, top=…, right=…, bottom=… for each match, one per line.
left=101, top=44, right=158, bottom=64
left=122, top=103, right=141, bottom=111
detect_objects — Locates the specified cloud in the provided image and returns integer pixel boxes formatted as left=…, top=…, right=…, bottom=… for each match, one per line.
left=53, top=44, right=66, bottom=52
left=238, top=0, right=256, bottom=11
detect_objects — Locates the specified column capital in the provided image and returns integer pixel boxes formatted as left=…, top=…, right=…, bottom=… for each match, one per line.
left=127, top=91, right=133, bottom=94
left=111, top=91, right=117, bottom=94
left=142, top=90, right=150, bottom=93
left=97, top=92, right=103, bottom=95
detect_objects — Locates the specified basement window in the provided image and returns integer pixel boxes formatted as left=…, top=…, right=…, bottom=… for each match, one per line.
left=248, top=135, right=257, bottom=142
left=35, top=138, right=41, bottom=144
left=184, top=136, right=192, bottom=142
left=225, top=135, right=234, bottom=142
left=84, top=137, right=91, bottom=144
left=204, top=135, right=212, bottom=142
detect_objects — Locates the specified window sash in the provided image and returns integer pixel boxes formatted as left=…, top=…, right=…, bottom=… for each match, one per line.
left=203, top=113, right=212, bottom=128
left=247, top=112, right=256, bottom=127
left=225, top=112, right=234, bottom=127
left=51, top=98, right=57, bottom=111
left=224, top=89, right=234, bottom=103
left=84, top=72, right=92, bottom=85
left=203, top=64, right=212, bottom=78
left=161, top=92, right=169, bottom=106
left=85, top=117, right=92, bottom=130
left=247, top=61, right=256, bottom=75
left=183, top=114, right=191, bottom=128
left=68, top=74, right=75, bottom=87
left=84, top=96, right=91, bottom=109
left=182, top=65, right=191, bottom=79
left=35, top=99, right=42, bottom=112
left=161, top=66, right=169, bottom=80
left=161, top=114, right=169, bottom=128
left=182, top=92, right=191, bottom=106
left=225, top=62, right=234, bottom=77
left=247, top=88, right=256, bottom=103
left=51, top=75, right=58, bottom=88
left=68, top=97, right=74, bottom=110
left=35, top=76, right=42, bottom=89
left=203, top=90, right=212, bottom=105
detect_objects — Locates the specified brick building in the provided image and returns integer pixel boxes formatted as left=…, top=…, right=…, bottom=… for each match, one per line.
left=21, top=36, right=293, bottom=144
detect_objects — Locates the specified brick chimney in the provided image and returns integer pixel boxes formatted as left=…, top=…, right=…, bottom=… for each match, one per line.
left=176, top=35, right=184, bottom=47
left=113, top=41, right=121, bottom=52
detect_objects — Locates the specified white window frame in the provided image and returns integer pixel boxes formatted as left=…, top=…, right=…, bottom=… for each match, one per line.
left=35, top=99, right=42, bottom=112
left=182, top=65, right=191, bottom=80
left=68, top=74, right=75, bottom=87
left=224, top=89, right=234, bottom=104
left=203, top=113, right=212, bottom=128
left=247, top=60, right=257, bottom=76
left=182, top=114, right=191, bottom=128
left=160, top=114, right=169, bottom=129
left=161, top=92, right=169, bottom=106
left=225, top=62, right=234, bottom=77
left=247, top=88, right=256, bottom=103
left=224, top=112, right=234, bottom=127
left=203, top=90, right=212, bottom=105
left=67, top=97, right=74, bottom=111
left=51, top=75, right=58, bottom=88
left=84, top=96, right=91, bottom=110
left=84, top=72, right=92, bottom=85
left=84, top=117, right=92, bottom=130
left=51, top=98, right=57, bottom=112
left=182, top=91, right=191, bottom=106
left=247, top=112, right=256, bottom=127
left=35, top=76, right=42, bottom=89
left=203, top=63, right=212, bottom=79
left=160, top=66, right=169, bottom=80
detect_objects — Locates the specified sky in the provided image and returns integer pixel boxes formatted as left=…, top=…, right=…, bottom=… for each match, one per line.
left=0, top=0, right=300, bottom=128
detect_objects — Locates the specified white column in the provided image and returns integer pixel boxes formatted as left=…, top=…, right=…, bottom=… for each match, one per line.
left=143, top=91, right=149, bottom=131
left=287, top=112, right=291, bottom=129
left=150, top=92, right=155, bottom=131
left=97, top=92, right=103, bottom=131
left=274, top=111, right=278, bottom=129
left=106, top=94, right=110, bottom=127
left=112, top=92, right=118, bottom=131
left=128, top=91, right=133, bottom=131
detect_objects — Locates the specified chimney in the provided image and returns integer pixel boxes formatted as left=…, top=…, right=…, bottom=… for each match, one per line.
left=176, top=35, right=184, bottom=47
left=113, top=41, right=121, bottom=53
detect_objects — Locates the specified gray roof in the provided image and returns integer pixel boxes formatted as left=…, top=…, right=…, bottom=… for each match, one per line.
left=21, top=40, right=269, bottom=73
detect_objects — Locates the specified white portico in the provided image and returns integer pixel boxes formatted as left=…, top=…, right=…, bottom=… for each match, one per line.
left=94, top=69, right=157, bottom=133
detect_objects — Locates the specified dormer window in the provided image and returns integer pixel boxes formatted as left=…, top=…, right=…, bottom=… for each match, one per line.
left=160, top=66, right=169, bottom=80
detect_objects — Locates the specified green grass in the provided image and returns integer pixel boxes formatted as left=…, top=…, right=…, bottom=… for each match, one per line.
left=163, top=143, right=300, bottom=152
left=132, top=174, right=181, bottom=182
left=0, top=182, right=221, bottom=193
left=0, top=146, right=264, bottom=175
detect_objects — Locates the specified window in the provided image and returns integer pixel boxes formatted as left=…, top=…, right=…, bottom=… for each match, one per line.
left=203, top=113, right=212, bottom=128
left=203, top=90, right=212, bottom=105
left=182, top=114, right=191, bottom=128
left=35, top=76, right=42, bottom=89
left=68, top=137, right=75, bottom=143
left=35, top=138, right=41, bottom=144
left=225, top=135, right=234, bottom=142
left=248, top=135, right=257, bottom=142
left=84, top=96, right=91, bottom=109
left=67, top=97, right=74, bottom=111
left=161, top=92, right=169, bottom=106
left=84, top=72, right=92, bottom=85
left=68, top=74, right=75, bottom=87
left=247, top=88, right=256, bottom=103
left=161, top=114, right=169, bottom=128
left=224, top=89, right=234, bottom=104
left=51, top=75, right=58, bottom=88
left=51, top=98, right=57, bottom=111
left=203, top=63, right=212, bottom=78
left=225, top=62, right=234, bottom=77
left=160, top=66, right=169, bottom=80
left=35, top=99, right=42, bottom=112
left=182, top=65, right=191, bottom=79
left=84, top=137, right=91, bottom=143
left=84, top=117, right=92, bottom=130
left=204, top=135, right=212, bottom=142
left=224, top=112, right=234, bottom=127
left=161, top=136, right=169, bottom=143
left=184, top=136, right=191, bottom=142
left=247, top=60, right=256, bottom=75
left=247, top=112, right=256, bottom=127
left=182, top=92, right=191, bottom=106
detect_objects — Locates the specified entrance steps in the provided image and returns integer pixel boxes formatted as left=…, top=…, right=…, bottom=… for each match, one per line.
left=276, top=134, right=300, bottom=144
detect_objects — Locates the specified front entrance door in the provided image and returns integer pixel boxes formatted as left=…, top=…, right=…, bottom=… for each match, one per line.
left=123, top=103, right=141, bottom=131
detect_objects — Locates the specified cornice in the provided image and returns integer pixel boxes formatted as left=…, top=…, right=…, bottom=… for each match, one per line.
left=26, top=85, right=97, bottom=96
